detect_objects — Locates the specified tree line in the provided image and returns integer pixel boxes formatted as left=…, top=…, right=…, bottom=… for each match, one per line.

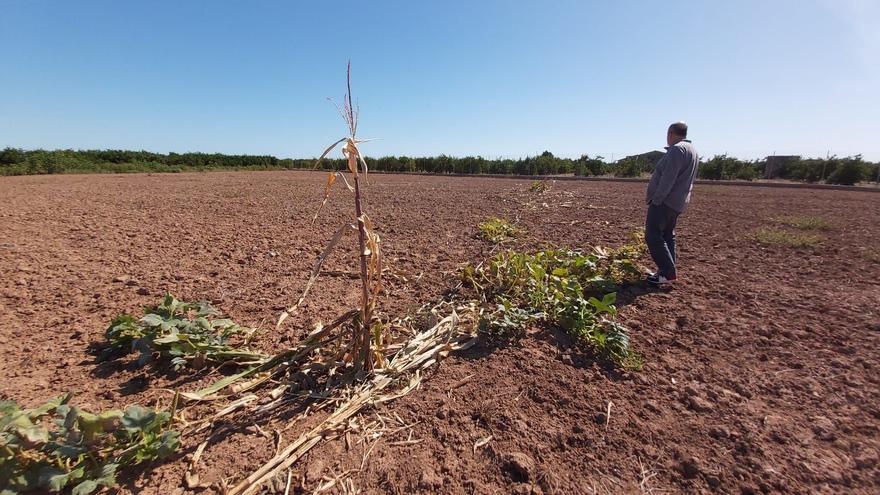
left=1, top=148, right=878, bottom=186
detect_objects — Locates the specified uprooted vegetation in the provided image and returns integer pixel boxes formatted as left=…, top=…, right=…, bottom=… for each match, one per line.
left=182, top=307, right=476, bottom=494
left=528, top=179, right=553, bottom=193
left=0, top=394, right=178, bottom=495
left=102, top=294, right=266, bottom=370
left=463, top=234, right=646, bottom=369
left=477, top=217, right=523, bottom=244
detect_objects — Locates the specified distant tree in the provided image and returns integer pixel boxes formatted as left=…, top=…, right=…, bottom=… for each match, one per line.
left=699, top=154, right=757, bottom=181
left=612, top=157, right=646, bottom=178
left=826, top=155, right=865, bottom=185
left=0, top=147, right=25, bottom=165
left=575, top=154, right=607, bottom=176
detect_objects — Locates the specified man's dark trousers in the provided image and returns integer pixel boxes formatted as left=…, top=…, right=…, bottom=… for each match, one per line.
left=645, top=203, right=679, bottom=278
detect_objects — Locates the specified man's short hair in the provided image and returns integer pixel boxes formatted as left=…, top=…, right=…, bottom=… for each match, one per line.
left=669, top=121, right=688, bottom=137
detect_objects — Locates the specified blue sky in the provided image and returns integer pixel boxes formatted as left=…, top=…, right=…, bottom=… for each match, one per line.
left=1, top=0, right=878, bottom=161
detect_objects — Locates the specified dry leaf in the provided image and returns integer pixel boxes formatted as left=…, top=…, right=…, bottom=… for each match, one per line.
left=473, top=435, right=493, bottom=453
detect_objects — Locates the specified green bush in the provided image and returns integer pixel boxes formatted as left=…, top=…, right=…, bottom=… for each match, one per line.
left=826, top=157, right=866, bottom=185
left=780, top=158, right=824, bottom=182
left=0, top=147, right=25, bottom=165
left=735, top=165, right=757, bottom=181
left=699, top=154, right=759, bottom=181
left=612, top=157, right=646, bottom=177
left=574, top=154, right=608, bottom=176
left=867, top=163, right=880, bottom=184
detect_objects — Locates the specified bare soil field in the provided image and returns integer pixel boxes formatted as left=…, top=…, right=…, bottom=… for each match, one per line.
left=1, top=171, right=879, bottom=494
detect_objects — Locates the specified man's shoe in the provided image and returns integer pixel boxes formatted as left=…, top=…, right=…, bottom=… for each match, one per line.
left=647, top=273, right=676, bottom=285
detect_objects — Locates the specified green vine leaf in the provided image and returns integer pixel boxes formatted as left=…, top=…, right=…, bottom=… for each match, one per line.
left=101, top=293, right=267, bottom=371
left=0, top=395, right=178, bottom=494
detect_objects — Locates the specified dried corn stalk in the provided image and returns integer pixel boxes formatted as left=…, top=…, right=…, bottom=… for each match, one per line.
left=278, top=61, right=383, bottom=372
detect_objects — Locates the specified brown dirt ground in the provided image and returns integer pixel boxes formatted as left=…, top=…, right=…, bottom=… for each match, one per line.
left=1, top=171, right=879, bottom=495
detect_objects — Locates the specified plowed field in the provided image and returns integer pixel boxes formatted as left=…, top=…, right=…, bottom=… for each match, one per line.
left=1, top=172, right=878, bottom=494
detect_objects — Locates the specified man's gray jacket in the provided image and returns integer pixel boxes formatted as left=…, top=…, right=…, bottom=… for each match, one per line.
left=646, top=140, right=699, bottom=213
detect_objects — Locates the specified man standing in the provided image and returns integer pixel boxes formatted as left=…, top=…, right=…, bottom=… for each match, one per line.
left=645, top=122, right=699, bottom=285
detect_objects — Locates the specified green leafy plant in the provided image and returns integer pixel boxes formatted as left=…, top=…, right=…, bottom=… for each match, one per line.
left=477, top=217, right=523, bottom=244
left=751, top=227, right=822, bottom=248
left=479, top=299, right=543, bottom=339
left=0, top=394, right=179, bottom=494
left=464, top=236, right=645, bottom=368
left=104, top=294, right=267, bottom=370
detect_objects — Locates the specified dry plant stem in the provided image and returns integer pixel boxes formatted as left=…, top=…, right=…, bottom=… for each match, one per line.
left=605, top=401, right=613, bottom=430
left=187, top=310, right=358, bottom=400
left=345, top=61, right=372, bottom=372
left=353, top=172, right=372, bottom=371
left=300, top=61, right=376, bottom=371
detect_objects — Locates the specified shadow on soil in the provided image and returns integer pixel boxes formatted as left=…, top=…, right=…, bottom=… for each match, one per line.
left=615, top=282, right=673, bottom=306
left=87, top=342, right=234, bottom=396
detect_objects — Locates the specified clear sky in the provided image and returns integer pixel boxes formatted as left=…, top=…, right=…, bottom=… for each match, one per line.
left=1, top=0, right=878, bottom=161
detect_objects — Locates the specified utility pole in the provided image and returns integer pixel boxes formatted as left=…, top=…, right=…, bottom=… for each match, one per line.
left=821, top=149, right=829, bottom=182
